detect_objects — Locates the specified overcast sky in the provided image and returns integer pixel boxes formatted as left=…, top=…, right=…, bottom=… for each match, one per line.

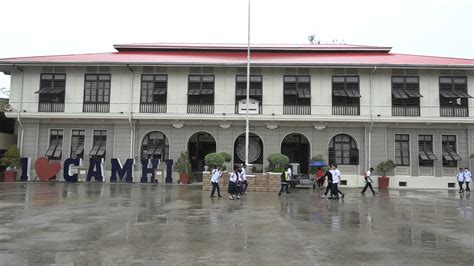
left=1, top=0, right=473, bottom=97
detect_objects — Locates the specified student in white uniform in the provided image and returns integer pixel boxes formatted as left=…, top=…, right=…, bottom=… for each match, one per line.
left=210, top=165, right=222, bottom=198
left=228, top=166, right=241, bottom=200
left=360, top=167, right=378, bottom=195
left=464, top=167, right=472, bottom=192
left=456, top=168, right=465, bottom=193
left=240, top=164, right=248, bottom=194
left=332, top=164, right=345, bottom=199
left=287, top=165, right=293, bottom=191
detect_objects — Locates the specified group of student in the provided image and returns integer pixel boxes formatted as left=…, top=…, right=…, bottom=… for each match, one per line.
left=312, top=165, right=378, bottom=197
left=456, top=167, right=472, bottom=193
left=210, top=164, right=248, bottom=200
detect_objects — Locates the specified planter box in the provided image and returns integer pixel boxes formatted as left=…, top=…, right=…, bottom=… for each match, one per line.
left=378, top=176, right=389, bottom=189
left=4, top=170, right=17, bottom=182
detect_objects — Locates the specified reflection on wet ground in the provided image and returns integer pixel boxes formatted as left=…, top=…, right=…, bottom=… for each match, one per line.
left=0, top=183, right=473, bottom=264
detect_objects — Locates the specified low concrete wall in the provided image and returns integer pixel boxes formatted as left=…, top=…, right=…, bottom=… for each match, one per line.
left=202, top=171, right=281, bottom=192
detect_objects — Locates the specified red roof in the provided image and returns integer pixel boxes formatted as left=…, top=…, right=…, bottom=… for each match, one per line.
left=0, top=43, right=473, bottom=68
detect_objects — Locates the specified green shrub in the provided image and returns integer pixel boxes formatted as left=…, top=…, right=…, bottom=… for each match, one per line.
left=376, top=160, right=396, bottom=176
left=204, top=153, right=225, bottom=169
left=267, top=153, right=289, bottom=172
left=0, top=145, right=21, bottom=170
left=219, top=152, right=232, bottom=162
left=175, top=151, right=191, bottom=174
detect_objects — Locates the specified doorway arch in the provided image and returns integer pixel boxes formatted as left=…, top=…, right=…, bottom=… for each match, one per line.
left=140, top=131, right=169, bottom=161
left=281, top=133, right=310, bottom=174
left=187, top=132, right=216, bottom=172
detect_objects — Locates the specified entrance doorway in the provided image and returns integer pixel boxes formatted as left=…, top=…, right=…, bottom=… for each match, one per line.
left=188, top=132, right=216, bottom=173
left=281, top=133, right=310, bottom=174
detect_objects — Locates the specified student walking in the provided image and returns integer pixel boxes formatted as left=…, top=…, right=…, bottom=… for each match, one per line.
left=464, top=168, right=471, bottom=192
left=278, top=168, right=290, bottom=196
left=210, top=165, right=222, bottom=198
left=240, top=164, right=248, bottom=194
left=457, top=168, right=465, bottom=193
left=313, top=167, right=325, bottom=190
left=361, top=167, right=378, bottom=195
left=228, top=167, right=241, bottom=200
left=322, top=164, right=334, bottom=198
left=332, top=164, right=345, bottom=200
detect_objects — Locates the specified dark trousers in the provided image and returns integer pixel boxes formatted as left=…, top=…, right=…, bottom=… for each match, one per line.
left=361, top=182, right=376, bottom=193
left=324, top=183, right=333, bottom=196
left=279, top=183, right=289, bottom=194
left=331, top=183, right=341, bottom=198
left=459, top=181, right=464, bottom=192
left=211, top=182, right=221, bottom=196
left=465, top=182, right=470, bottom=192
left=242, top=180, right=248, bottom=193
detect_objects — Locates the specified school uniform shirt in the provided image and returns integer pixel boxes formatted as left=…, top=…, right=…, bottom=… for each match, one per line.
left=332, top=169, right=341, bottom=184
left=287, top=168, right=292, bottom=179
left=240, top=168, right=247, bottom=181
left=365, top=170, right=373, bottom=183
left=229, top=172, right=238, bottom=183
left=464, top=170, right=472, bottom=182
left=210, top=169, right=221, bottom=183
left=457, top=171, right=465, bottom=182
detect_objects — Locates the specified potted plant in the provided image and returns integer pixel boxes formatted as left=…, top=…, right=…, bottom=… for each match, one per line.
left=175, top=151, right=191, bottom=184
left=267, top=153, right=289, bottom=173
left=0, top=145, right=21, bottom=182
left=376, top=160, right=396, bottom=189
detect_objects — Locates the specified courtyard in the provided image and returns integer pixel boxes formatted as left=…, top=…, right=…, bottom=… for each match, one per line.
left=0, top=183, right=473, bottom=265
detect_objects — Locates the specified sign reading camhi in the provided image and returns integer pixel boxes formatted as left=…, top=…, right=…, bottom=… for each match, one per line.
left=20, top=157, right=173, bottom=183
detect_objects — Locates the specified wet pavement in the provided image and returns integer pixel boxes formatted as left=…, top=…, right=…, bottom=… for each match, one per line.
left=0, top=183, right=473, bottom=265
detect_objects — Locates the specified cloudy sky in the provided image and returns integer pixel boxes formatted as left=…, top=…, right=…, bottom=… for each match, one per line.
left=1, top=0, right=473, bottom=97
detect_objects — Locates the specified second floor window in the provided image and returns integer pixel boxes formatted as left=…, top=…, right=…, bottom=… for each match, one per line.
left=70, top=130, right=85, bottom=159
left=283, top=76, right=310, bottom=106
left=332, top=76, right=360, bottom=115
left=395, top=134, right=410, bottom=166
left=140, top=74, right=167, bottom=104
left=84, top=74, right=111, bottom=104
left=46, top=129, right=63, bottom=160
left=90, top=130, right=107, bottom=160
left=392, top=76, right=421, bottom=116
left=442, top=135, right=461, bottom=167
left=187, top=75, right=214, bottom=105
left=418, top=135, right=437, bottom=167
left=439, top=76, right=471, bottom=117
left=37, top=74, right=66, bottom=112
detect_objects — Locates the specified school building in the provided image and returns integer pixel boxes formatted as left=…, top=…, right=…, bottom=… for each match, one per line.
left=0, top=43, right=473, bottom=188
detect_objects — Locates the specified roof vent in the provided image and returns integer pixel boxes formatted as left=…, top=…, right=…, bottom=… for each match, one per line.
left=54, top=66, right=66, bottom=73
left=143, top=66, right=154, bottom=73
left=86, top=66, right=98, bottom=73
left=99, top=66, right=110, bottom=73
left=297, top=68, right=309, bottom=75
left=284, top=68, right=297, bottom=75
left=42, top=66, right=53, bottom=73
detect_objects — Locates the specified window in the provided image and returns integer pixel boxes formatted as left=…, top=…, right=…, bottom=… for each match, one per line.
left=328, top=134, right=359, bottom=165
left=395, top=134, right=410, bottom=166
left=46, top=129, right=63, bottom=160
left=392, top=76, right=421, bottom=116
left=84, top=74, right=111, bottom=104
left=332, top=76, right=360, bottom=115
left=90, top=130, right=107, bottom=160
left=418, top=135, right=437, bottom=167
left=187, top=75, right=214, bottom=105
left=141, top=131, right=169, bottom=160
left=236, top=75, right=262, bottom=101
left=439, top=77, right=471, bottom=117
left=70, top=130, right=85, bottom=159
left=140, top=74, right=167, bottom=104
left=36, top=73, right=66, bottom=112
left=283, top=75, right=310, bottom=106
left=442, top=135, right=461, bottom=167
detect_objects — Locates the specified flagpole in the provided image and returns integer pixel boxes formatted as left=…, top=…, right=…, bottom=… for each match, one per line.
left=245, top=0, right=251, bottom=167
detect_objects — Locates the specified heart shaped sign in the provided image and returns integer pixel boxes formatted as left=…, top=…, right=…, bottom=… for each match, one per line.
left=34, top=157, right=61, bottom=181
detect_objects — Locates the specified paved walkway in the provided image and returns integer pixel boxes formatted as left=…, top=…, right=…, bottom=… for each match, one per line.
left=0, top=183, right=472, bottom=265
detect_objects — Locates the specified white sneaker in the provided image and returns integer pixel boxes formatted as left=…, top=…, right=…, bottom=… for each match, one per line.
left=236, top=196, right=241, bottom=199
left=229, top=196, right=234, bottom=200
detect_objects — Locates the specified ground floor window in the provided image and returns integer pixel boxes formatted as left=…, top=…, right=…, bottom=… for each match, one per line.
left=141, top=131, right=169, bottom=160
left=328, top=134, right=358, bottom=165
left=90, top=130, right=107, bottom=160
left=395, top=134, right=410, bottom=166
left=46, top=129, right=63, bottom=160
left=70, top=130, right=85, bottom=159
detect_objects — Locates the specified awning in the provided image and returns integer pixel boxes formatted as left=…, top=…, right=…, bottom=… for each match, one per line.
left=284, top=89, right=297, bottom=95
left=152, top=88, right=167, bottom=95
left=442, top=147, right=462, bottom=161
left=297, top=88, right=311, bottom=98
left=419, top=148, right=438, bottom=160
left=35, top=87, right=65, bottom=94
left=332, top=88, right=360, bottom=97
left=440, top=90, right=472, bottom=98
left=405, top=90, right=422, bottom=98
left=392, top=89, right=409, bottom=99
